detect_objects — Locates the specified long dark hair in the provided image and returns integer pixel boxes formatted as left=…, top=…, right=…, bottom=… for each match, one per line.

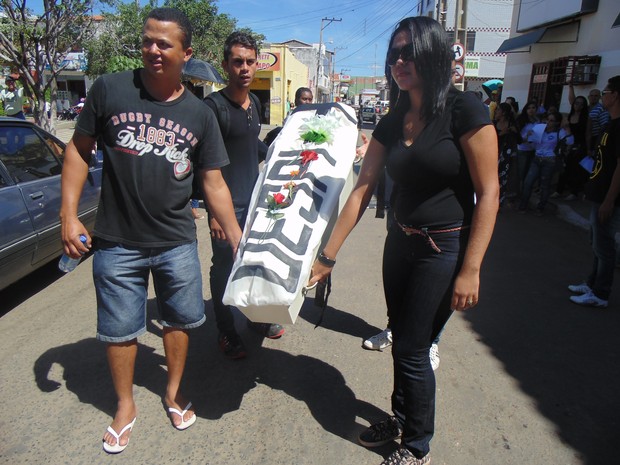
left=516, top=100, right=538, bottom=130
left=568, top=95, right=588, bottom=126
left=385, top=16, right=453, bottom=123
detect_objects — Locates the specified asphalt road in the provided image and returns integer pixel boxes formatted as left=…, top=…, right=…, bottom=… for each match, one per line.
left=1, top=121, right=618, bottom=465
left=1, top=192, right=619, bottom=465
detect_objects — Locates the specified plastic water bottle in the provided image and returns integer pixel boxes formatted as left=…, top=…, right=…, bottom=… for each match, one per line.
left=58, top=234, right=88, bottom=273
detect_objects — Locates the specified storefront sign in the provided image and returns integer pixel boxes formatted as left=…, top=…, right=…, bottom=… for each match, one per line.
left=258, top=52, right=280, bottom=71
left=533, top=73, right=548, bottom=83
left=465, top=57, right=480, bottom=77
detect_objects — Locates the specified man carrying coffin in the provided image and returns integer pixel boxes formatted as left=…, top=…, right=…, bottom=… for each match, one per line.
left=204, top=32, right=285, bottom=359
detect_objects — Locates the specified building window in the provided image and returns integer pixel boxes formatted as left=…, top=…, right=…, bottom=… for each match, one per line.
left=445, top=31, right=476, bottom=52
left=550, top=55, right=601, bottom=86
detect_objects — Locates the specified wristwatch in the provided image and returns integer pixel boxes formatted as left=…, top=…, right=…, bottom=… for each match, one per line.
left=317, top=251, right=336, bottom=267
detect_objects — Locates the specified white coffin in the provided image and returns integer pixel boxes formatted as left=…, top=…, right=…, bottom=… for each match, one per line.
left=222, top=103, right=359, bottom=324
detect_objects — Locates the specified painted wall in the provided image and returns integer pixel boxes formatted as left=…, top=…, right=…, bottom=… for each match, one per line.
left=255, top=44, right=308, bottom=126
left=503, top=0, right=620, bottom=113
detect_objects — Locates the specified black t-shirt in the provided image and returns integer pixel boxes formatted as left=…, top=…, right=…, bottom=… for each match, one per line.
left=204, top=91, right=261, bottom=213
left=585, top=117, right=620, bottom=205
left=373, top=88, right=490, bottom=228
left=76, top=69, right=229, bottom=247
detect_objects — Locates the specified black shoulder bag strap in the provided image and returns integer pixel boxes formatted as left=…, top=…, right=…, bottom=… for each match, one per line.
left=205, top=91, right=230, bottom=139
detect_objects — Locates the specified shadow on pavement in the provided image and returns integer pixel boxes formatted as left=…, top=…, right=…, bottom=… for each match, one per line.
left=183, top=298, right=388, bottom=451
left=464, top=209, right=619, bottom=465
left=298, top=298, right=383, bottom=343
left=33, top=296, right=389, bottom=455
left=1, top=261, right=65, bottom=318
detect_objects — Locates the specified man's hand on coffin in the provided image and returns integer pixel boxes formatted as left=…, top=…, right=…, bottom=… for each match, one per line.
left=209, top=217, right=226, bottom=240
left=355, top=133, right=369, bottom=163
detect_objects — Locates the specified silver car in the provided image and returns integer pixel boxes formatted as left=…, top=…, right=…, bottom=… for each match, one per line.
left=0, top=117, right=101, bottom=290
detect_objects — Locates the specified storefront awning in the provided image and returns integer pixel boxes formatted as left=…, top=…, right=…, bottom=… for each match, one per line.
left=496, top=28, right=547, bottom=53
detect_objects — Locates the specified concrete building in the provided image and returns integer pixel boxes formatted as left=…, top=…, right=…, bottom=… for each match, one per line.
left=498, top=0, right=620, bottom=114
left=418, top=0, right=514, bottom=94
left=252, top=43, right=309, bottom=126
left=280, top=40, right=333, bottom=104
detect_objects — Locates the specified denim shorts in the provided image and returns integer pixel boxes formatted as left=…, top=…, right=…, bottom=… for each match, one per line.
left=93, top=239, right=206, bottom=343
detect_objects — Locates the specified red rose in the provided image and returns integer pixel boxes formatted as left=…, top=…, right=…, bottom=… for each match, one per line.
left=300, top=150, right=319, bottom=166
left=273, top=192, right=286, bottom=204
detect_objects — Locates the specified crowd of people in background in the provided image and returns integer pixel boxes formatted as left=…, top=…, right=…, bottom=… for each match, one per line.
left=485, top=82, right=611, bottom=217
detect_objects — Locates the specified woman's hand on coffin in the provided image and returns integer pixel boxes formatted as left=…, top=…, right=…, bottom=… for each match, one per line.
left=354, top=133, right=369, bottom=163
left=308, top=260, right=332, bottom=287
left=209, top=217, right=226, bottom=240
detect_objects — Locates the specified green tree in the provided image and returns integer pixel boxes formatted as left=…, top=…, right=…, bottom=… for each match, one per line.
left=84, top=0, right=264, bottom=78
left=83, top=0, right=150, bottom=77
left=0, top=0, right=111, bottom=132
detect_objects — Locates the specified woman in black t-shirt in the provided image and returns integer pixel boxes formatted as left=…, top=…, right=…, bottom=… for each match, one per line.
left=309, top=17, right=499, bottom=465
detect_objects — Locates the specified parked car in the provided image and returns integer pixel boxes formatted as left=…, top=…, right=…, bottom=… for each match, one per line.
left=360, top=106, right=377, bottom=125
left=0, top=117, right=101, bottom=290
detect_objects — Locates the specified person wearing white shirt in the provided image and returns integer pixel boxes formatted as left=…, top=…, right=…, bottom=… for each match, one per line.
left=518, top=112, right=574, bottom=215
left=0, top=78, right=25, bottom=119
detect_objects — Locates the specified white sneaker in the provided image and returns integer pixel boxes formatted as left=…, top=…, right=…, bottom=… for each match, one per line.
left=570, top=291, right=608, bottom=308
left=568, top=282, right=592, bottom=294
left=363, top=328, right=392, bottom=350
left=430, top=343, right=440, bottom=371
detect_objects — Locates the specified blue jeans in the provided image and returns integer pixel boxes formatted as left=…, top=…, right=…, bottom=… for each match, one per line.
left=519, top=156, right=556, bottom=211
left=382, top=222, right=467, bottom=457
left=516, top=149, right=534, bottom=195
left=209, top=209, right=246, bottom=334
left=586, top=203, right=620, bottom=300
left=93, top=239, right=205, bottom=343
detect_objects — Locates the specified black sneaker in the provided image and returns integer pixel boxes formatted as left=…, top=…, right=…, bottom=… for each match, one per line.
left=218, top=332, right=247, bottom=359
left=380, top=448, right=431, bottom=465
left=247, top=321, right=285, bottom=339
left=359, top=416, right=402, bottom=447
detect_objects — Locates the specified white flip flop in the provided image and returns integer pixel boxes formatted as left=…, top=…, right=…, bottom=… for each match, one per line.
left=168, top=402, right=196, bottom=431
left=102, top=417, right=136, bottom=454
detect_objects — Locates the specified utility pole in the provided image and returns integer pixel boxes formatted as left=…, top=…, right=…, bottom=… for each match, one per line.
left=437, top=0, right=447, bottom=29
left=316, top=17, right=341, bottom=103
left=331, top=46, right=346, bottom=102
left=453, top=0, right=468, bottom=90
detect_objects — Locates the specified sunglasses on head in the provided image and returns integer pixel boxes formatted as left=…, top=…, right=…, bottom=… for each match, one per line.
left=387, top=43, right=414, bottom=66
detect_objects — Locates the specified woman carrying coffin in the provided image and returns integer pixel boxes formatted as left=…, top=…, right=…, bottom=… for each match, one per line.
left=308, top=16, right=499, bottom=465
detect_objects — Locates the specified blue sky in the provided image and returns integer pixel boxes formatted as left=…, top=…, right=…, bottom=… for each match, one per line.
left=215, top=0, right=421, bottom=77
left=27, top=0, right=420, bottom=77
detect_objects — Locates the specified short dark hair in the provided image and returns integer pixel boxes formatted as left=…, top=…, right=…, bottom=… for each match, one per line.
left=145, top=7, right=192, bottom=49
left=607, top=75, right=620, bottom=93
left=294, top=87, right=312, bottom=106
left=224, top=32, right=258, bottom=61
left=385, top=16, right=452, bottom=123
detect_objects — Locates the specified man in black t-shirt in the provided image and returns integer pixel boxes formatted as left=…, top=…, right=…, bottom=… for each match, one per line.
left=204, top=32, right=285, bottom=360
left=569, top=75, right=620, bottom=309
left=60, top=8, right=241, bottom=453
